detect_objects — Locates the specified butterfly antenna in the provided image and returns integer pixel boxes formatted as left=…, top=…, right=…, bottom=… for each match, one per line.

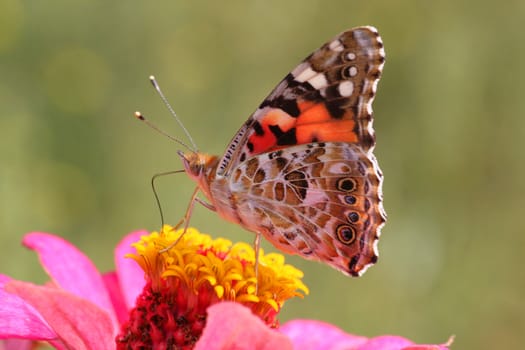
left=134, top=111, right=192, bottom=151
left=149, top=75, right=199, bottom=152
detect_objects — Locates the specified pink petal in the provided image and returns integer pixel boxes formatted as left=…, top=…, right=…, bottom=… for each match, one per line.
left=102, top=272, right=128, bottom=324
left=196, top=302, right=293, bottom=350
left=0, top=276, right=56, bottom=341
left=359, top=335, right=450, bottom=350
left=6, top=280, right=115, bottom=350
left=280, top=319, right=368, bottom=350
left=114, top=230, right=147, bottom=310
left=359, top=335, right=414, bottom=350
left=23, top=232, right=118, bottom=329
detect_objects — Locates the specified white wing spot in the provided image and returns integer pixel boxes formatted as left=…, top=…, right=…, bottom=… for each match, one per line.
left=329, top=39, right=344, bottom=52
left=338, top=81, right=354, bottom=97
left=294, top=66, right=317, bottom=83
left=303, top=188, right=329, bottom=206
left=347, top=52, right=356, bottom=60
left=366, top=102, right=373, bottom=116
left=327, top=162, right=351, bottom=174
left=308, top=73, right=329, bottom=89
left=349, top=66, right=358, bottom=77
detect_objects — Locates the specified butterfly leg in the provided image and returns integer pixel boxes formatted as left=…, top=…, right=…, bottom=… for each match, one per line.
left=253, top=232, right=261, bottom=295
left=151, top=169, right=186, bottom=229
left=195, top=197, right=216, bottom=211
left=160, top=186, right=200, bottom=252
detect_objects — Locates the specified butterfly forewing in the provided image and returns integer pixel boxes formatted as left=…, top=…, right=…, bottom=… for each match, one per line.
left=216, top=26, right=385, bottom=177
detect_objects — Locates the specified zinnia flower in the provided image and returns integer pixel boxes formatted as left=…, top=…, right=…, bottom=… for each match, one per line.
left=0, top=227, right=452, bottom=350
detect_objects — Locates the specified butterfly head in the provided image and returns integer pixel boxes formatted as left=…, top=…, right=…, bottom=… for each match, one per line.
left=178, top=150, right=219, bottom=186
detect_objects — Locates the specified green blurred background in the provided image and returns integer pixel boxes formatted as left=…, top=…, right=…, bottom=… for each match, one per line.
left=1, top=1, right=524, bottom=348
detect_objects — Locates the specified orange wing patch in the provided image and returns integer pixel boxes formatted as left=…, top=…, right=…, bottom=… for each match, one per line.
left=296, top=119, right=358, bottom=144
left=295, top=101, right=358, bottom=144
left=247, top=102, right=359, bottom=156
left=247, top=109, right=295, bottom=154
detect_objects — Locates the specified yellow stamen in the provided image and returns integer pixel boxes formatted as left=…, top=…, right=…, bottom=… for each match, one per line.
left=127, top=225, right=309, bottom=326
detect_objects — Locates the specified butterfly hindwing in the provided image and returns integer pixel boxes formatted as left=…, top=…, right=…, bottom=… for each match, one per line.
left=228, top=142, right=386, bottom=276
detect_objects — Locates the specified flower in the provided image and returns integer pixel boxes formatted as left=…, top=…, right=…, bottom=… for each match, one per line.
left=0, top=227, right=308, bottom=349
left=0, top=227, right=452, bottom=350
left=116, top=225, right=309, bottom=349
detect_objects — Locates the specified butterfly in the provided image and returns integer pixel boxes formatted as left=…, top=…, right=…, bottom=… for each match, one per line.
left=164, top=26, right=386, bottom=277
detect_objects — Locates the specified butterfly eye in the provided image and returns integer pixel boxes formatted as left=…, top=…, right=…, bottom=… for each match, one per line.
left=336, top=178, right=357, bottom=192
left=336, top=224, right=356, bottom=245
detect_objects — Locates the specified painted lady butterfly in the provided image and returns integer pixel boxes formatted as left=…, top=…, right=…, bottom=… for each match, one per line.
left=164, top=26, right=386, bottom=277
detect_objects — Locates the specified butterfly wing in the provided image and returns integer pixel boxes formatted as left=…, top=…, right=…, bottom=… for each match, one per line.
left=228, top=142, right=386, bottom=276
left=216, top=26, right=385, bottom=176
left=206, top=26, right=386, bottom=276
